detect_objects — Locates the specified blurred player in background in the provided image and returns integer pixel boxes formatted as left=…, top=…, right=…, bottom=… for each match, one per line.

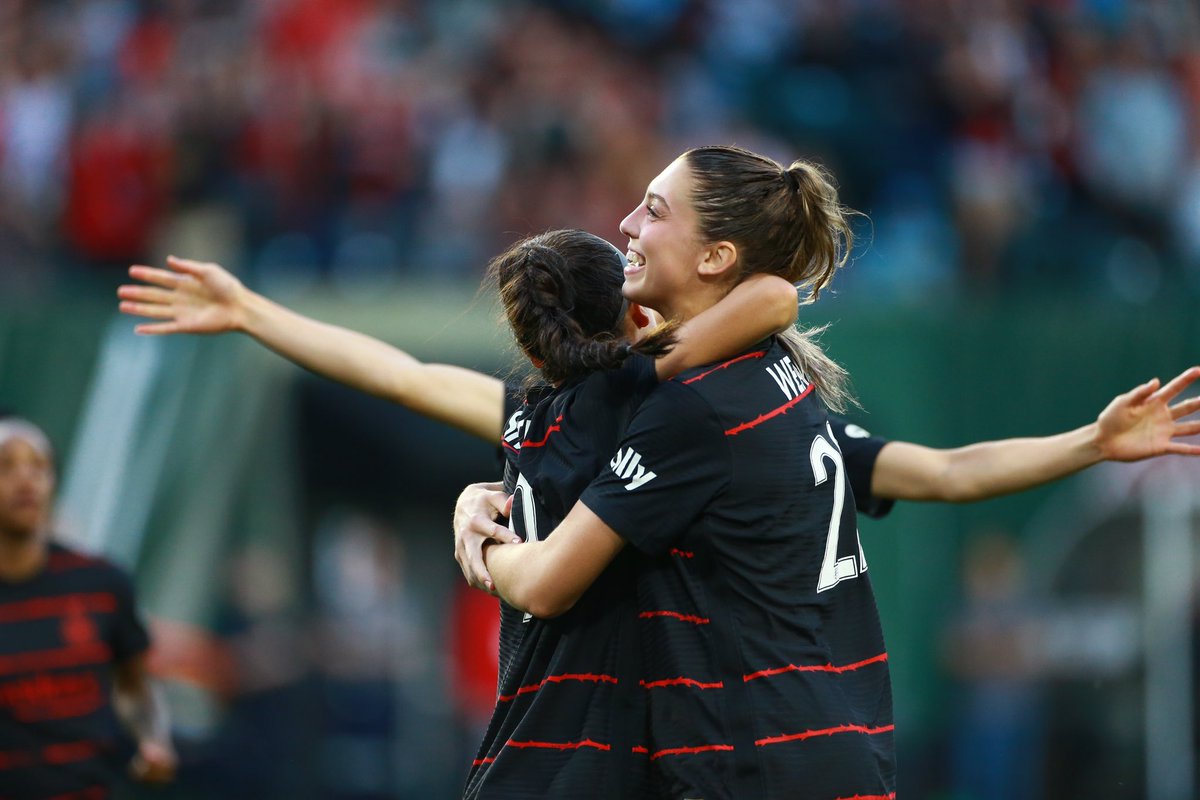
left=0, top=416, right=177, bottom=799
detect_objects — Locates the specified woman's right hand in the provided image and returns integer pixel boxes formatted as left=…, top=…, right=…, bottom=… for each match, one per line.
left=118, top=256, right=248, bottom=335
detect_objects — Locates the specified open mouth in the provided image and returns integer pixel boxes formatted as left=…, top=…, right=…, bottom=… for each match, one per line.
left=625, top=250, right=646, bottom=277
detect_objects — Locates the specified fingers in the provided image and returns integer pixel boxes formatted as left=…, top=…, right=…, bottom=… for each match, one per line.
left=1127, top=377, right=1160, bottom=405
left=1170, top=396, right=1200, bottom=420
left=1172, top=420, right=1200, bottom=438
left=165, top=255, right=210, bottom=276
left=133, top=322, right=182, bottom=336
left=117, top=284, right=174, bottom=305
left=469, top=512, right=514, bottom=543
left=119, top=300, right=175, bottom=320
left=1153, top=366, right=1200, bottom=404
left=1166, top=442, right=1200, bottom=456
left=128, top=265, right=182, bottom=289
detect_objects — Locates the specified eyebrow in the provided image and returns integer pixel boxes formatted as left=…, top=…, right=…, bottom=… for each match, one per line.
left=647, top=192, right=669, bottom=210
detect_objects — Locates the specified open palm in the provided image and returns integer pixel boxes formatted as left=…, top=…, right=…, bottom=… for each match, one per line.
left=118, top=257, right=246, bottom=335
left=1096, top=367, right=1200, bottom=461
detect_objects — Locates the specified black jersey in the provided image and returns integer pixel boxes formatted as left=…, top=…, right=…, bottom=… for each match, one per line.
left=0, top=542, right=150, bottom=800
left=582, top=340, right=896, bottom=800
left=465, top=357, right=658, bottom=800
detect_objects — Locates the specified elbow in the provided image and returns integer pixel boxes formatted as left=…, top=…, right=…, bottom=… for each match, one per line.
left=770, top=281, right=800, bottom=330
left=520, top=586, right=578, bottom=620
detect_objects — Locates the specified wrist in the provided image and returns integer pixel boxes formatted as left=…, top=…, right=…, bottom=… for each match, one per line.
left=1079, top=421, right=1108, bottom=463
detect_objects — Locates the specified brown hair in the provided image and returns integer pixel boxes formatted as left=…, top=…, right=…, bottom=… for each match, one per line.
left=488, top=229, right=676, bottom=385
left=683, top=145, right=855, bottom=411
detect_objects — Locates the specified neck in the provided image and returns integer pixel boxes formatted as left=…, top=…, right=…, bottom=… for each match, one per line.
left=0, top=529, right=49, bottom=582
left=657, top=283, right=728, bottom=324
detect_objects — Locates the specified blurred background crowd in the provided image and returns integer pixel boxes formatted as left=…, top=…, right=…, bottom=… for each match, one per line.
left=3, top=1, right=1200, bottom=799
left=2, top=0, right=1199, bottom=300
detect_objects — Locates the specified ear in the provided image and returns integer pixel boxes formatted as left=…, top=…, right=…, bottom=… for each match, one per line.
left=697, top=241, right=738, bottom=280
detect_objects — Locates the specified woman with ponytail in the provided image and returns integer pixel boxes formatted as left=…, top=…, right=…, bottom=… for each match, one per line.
left=471, top=146, right=893, bottom=799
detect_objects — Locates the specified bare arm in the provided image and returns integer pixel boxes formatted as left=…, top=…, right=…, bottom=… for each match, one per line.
left=872, top=368, right=1200, bottom=503
left=119, top=257, right=506, bottom=442
left=479, top=501, right=625, bottom=618
left=113, top=654, right=177, bottom=784
left=654, top=274, right=797, bottom=380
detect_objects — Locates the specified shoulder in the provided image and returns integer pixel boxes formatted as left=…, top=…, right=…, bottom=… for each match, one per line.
left=47, top=542, right=136, bottom=589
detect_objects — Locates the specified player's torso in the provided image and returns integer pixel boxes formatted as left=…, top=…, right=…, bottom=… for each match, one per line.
left=469, top=363, right=655, bottom=799
left=636, top=341, right=894, bottom=799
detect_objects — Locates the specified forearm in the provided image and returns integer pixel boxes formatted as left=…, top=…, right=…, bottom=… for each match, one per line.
left=876, top=424, right=1104, bottom=503
left=484, top=542, right=553, bottom=617
left=113, top=679, right=172, bottom=747
left=656, top=274, right=797, bottom=379
left=240, top=291, right=505, bottom=440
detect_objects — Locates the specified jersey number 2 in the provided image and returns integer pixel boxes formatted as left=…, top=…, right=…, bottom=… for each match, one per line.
left=811, top=425, right=867, bottom=593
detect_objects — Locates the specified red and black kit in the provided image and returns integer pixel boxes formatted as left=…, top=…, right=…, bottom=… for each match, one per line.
left=582, top=339, right=896, bottom=800
left=0, top=543, right=150, bottom=800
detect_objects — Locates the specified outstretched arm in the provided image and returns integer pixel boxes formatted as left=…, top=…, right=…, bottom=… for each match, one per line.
left=872, top=367, right=1200, bottom=502
left=119, top=257, right=506, bottom=442
left=654, top=274, right=797, bottom=380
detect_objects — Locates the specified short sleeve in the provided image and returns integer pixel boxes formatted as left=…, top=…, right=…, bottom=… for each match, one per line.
left=828, top=416, right=894, bottom=520
left=580, top=381, right=729, bottom=555
left=108, top=567, right=151, bottom=661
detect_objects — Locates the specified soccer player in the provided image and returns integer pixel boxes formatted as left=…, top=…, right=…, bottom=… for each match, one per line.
left=460, top=145, right=1200, bottom=798
left=0, top=417, right=177, bottom=799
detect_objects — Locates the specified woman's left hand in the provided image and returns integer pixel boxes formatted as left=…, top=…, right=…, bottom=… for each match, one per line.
left=453, top=482, right=517, bottom=591
left=1096, top=367, right=1200, bottom=462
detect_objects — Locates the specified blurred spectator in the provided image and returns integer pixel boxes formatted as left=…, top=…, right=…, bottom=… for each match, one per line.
left=1, top=0, right=1198, bottom=297
left=942, top=530, right=1047, bottom=800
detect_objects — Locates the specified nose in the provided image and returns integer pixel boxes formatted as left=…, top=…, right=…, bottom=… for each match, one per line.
left=619, top=205, right=640, bottom=240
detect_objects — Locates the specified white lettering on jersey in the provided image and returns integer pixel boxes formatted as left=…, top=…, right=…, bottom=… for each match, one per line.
left=503, top=408, right=530, bottom=450
left=842, top=424, right=871, bottom=439
left=609, top=447, right=657, bottom=491
left=765, top=355, right=811, bottom=401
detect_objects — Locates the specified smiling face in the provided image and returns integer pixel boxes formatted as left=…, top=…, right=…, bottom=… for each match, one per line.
left=0, top=426, right=55, bottom=541
left=619, top=157, right=721, bottom=322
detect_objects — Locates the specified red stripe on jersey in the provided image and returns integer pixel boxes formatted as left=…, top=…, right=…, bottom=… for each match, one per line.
left=743, top=653, right=889, bottom=682
left=520, top=415, right=564, bottom=449
left=632, top=746, right=648, bottom=754
left=725, top=383, right=815, bottom=436
left=507, top=738, right=610, bottom=752
left=501, top=439, right=519, bottom=453
left=47, top=552, right=98, bottom=573
left=755, top=723, right=894, bottom=747
left=668, top=548, right=694, bottom=559
left=471, top=737, right=612, bottom=766
left=640, top=677, right=724, bottom=690
left=0, top=592, right=117, bottom=623
left=42, top=741, right=100, bottom=765
left=0, top=642, right=113, bottom=677
left=648, top=743, right=735, bottom=760
left=682, top=352, right=767, bottom=385
left=638, top=610, right=710, bottom=625
left=835, top=794, right=896, bottom=800
left=497, top=672, right=618, bottom=702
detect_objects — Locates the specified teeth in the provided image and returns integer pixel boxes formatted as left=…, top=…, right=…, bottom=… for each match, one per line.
left=626, top=251, right=645, bottom=267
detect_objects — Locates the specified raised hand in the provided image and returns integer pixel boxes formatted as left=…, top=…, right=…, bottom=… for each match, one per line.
left=1096, top=367, right=1200, bottom=462
left=118, top=256, right=247, bottom=335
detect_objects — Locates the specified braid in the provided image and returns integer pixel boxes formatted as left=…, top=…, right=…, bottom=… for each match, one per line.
left=488, top=230, right=674, bottom=385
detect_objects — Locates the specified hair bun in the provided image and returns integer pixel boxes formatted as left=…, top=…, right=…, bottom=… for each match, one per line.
left=782, top=166, right=802, bottom=193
